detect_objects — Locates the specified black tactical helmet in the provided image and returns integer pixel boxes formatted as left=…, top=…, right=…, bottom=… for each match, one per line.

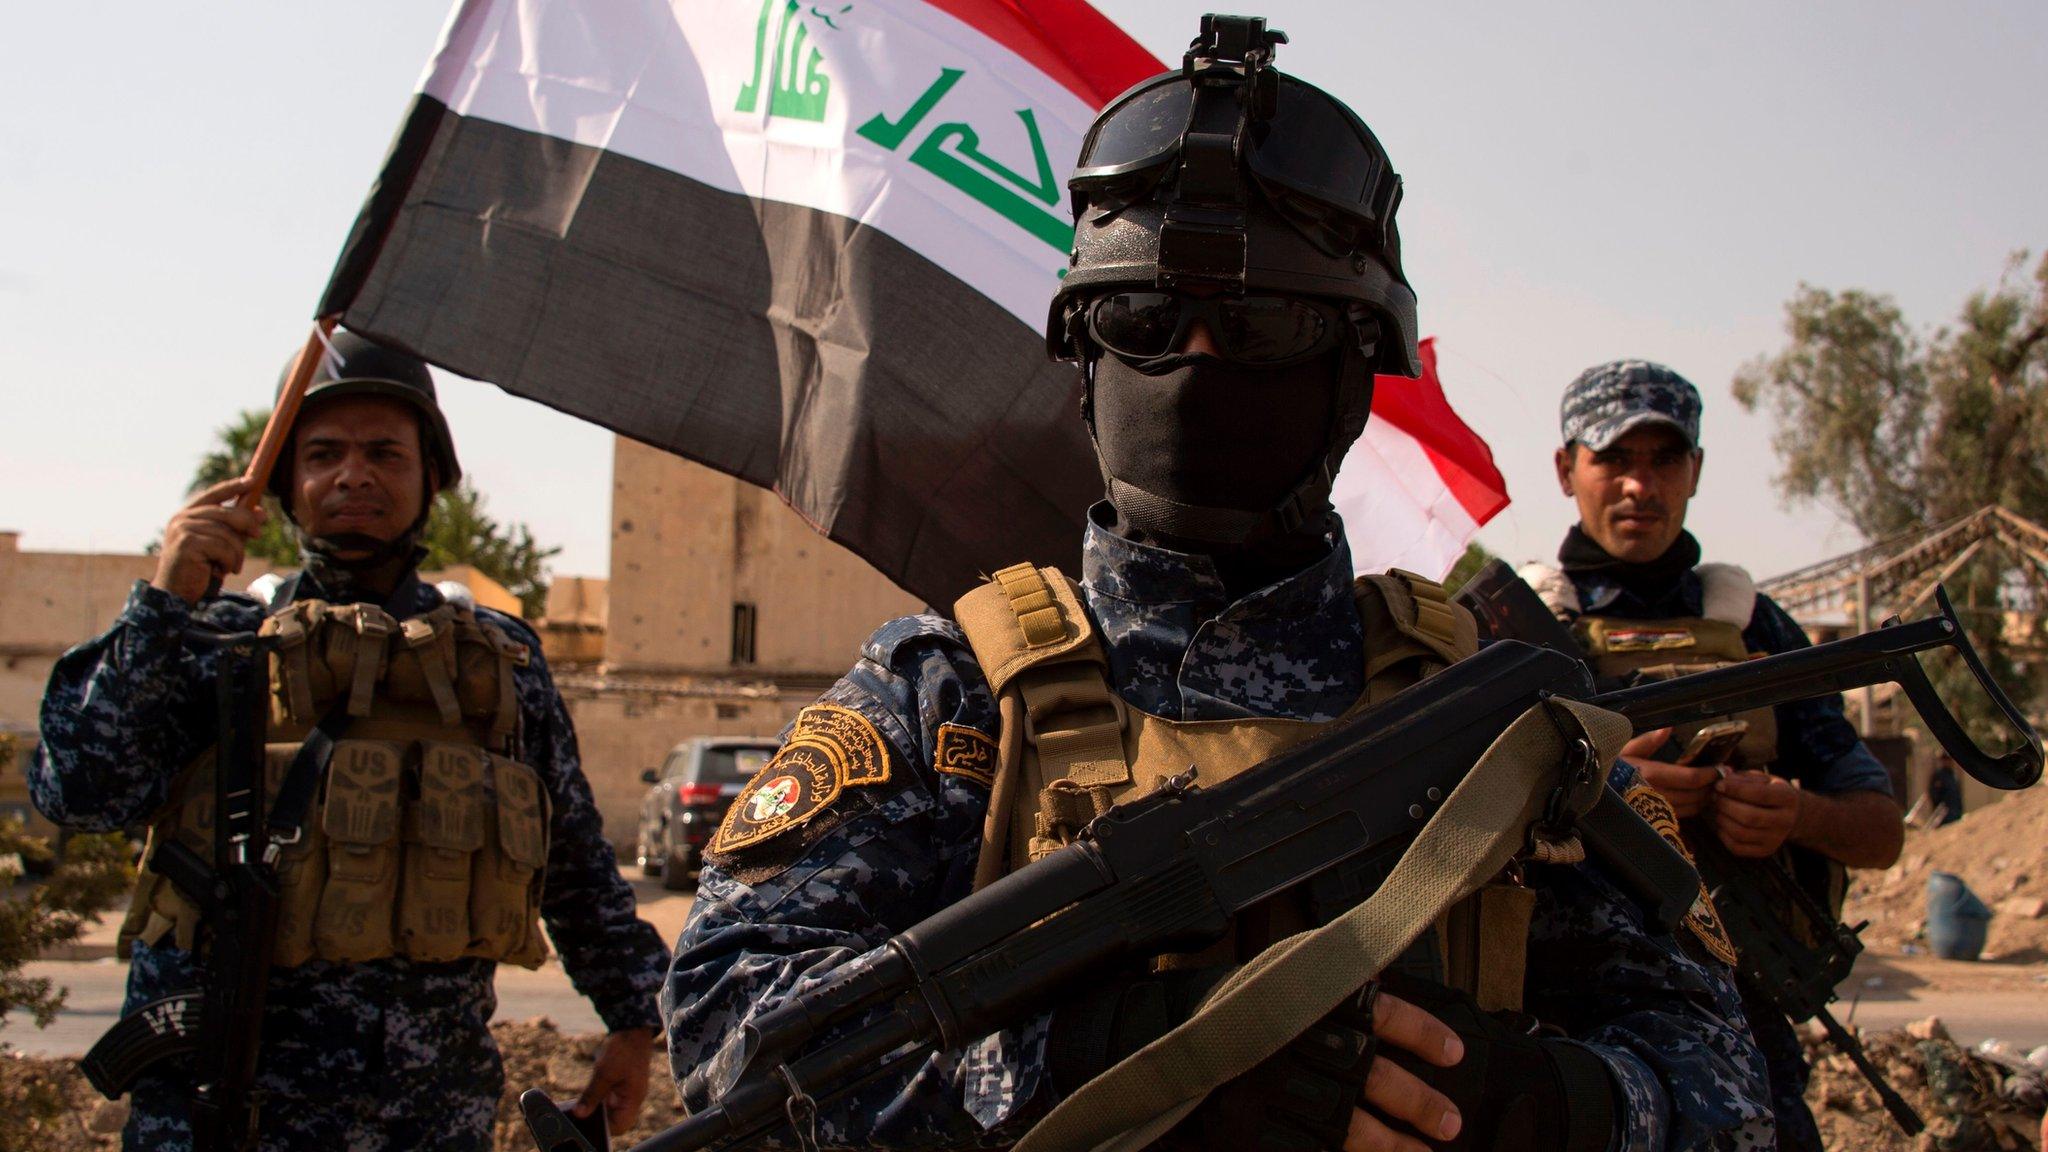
left=1047, top=14, right=1418, bottom=379
left=1047, top=15, right=1417, bottom=547
left=266, top=331, right=462, bottom=502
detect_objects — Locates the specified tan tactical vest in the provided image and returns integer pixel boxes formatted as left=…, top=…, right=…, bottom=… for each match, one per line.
left=955, top=563, right=1532, bottom=1010
left=1526, top=561, right=1849, bottom=916
left=120, top=598, right=553, bottom=969
left=1523, top=561, right=1779, bottom=769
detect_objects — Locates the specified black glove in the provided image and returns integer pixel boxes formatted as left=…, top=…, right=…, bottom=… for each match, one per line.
left=1376, top=975, right=1616, bottom=1152
left=1048, top=967, right=1379, bottom=1152
left=1159, top=982, right=1379, bottom=1152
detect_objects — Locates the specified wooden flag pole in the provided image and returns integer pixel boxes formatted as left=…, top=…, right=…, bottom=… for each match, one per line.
left=236, top=316, right=339, bottom=510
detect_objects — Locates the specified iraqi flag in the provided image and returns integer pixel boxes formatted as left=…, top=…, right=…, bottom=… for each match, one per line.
left=320, top=0, right=1505, bottom=605
left=1344, top=340, right=1510, bottom=579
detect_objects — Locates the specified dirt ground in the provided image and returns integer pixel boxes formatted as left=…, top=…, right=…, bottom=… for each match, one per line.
left=7, top=1016, right=2043, bottom=1151
left=1846, top=785, right=2048, bottom=962
left=0, top=1018, right=686, bottom=1151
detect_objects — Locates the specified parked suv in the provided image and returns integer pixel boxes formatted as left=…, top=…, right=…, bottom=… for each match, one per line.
left=636, top=736, right=777, bottom=890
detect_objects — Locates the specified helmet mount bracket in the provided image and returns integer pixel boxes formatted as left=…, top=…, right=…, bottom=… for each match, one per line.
left=1154, top=16, right=1288, bottom=295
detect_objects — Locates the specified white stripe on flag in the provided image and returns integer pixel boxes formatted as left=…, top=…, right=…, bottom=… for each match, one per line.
left=417, top=0, right=1102, bottom=329
left=1335, top=420, right=1484, bottom=581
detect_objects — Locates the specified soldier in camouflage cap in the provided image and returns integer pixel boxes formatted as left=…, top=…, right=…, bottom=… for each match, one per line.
left=1560, top=359, right=1703, bottom=454
left=665, top=16, right=1772, bottom=1152
left=1532, top=356, right=1906, bottom=1152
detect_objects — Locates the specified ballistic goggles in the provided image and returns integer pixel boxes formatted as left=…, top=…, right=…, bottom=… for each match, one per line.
left=1086, top=291, right=1344, bottom=366
left=1069, top=35, right=1404, bottom=266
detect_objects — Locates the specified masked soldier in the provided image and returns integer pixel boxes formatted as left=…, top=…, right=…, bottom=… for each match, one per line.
left=665, top=17, right=1771, bottom=1152
left=1526, top=360, right=1906, bottom=1152
left=33, top=334, right=670, bottom=1150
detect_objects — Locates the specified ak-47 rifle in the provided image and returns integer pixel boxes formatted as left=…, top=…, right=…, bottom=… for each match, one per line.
left=76, top=327, right=334, bottom=1148
left=79, top=630, right=282, bottom=1151
left=1453, top=559, right=2045, bottom=1136
left=523, top=571, right=2039, bottom=1152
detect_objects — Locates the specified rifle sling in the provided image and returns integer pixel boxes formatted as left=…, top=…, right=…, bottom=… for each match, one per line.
left=264, top=701, right=352, bottom=855
left=1015, top=698, right=1632, bottom=1152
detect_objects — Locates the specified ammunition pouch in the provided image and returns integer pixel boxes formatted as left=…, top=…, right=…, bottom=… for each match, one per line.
left=121, top=598, right=550, bottom=969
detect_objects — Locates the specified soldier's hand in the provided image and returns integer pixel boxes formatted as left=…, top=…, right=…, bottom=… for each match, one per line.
left=1621, top=728, right=1719, bottom=818
left=152, top=478, right=267, bottom=605
left=1346, top=990, right=1465, bottom=1151
left=575, top=1025, right=657, bottom=1135
left=1377, top=977, right=1620, bottom=1152
left=1140, top=982, right=1462, bottom=1152
left=1708, top=770, right=1800, bottom=857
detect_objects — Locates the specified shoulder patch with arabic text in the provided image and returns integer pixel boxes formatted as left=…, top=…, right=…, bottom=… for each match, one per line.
left=709, top=704, right=893, bottom=857
left=1623, top=784, right=1739, bottom=966
left=934, top=723, right=998, bottom=788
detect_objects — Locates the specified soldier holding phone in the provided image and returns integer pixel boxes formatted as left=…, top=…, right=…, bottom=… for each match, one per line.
left=1523, top=360, right=1906, bottom=1152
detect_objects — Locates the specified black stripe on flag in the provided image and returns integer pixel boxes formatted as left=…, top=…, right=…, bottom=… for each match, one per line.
left=319, top=97, right=1097, bottom=608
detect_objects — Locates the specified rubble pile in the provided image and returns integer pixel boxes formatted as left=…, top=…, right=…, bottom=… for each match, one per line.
left=1846, top=784, right=2048, bottom=959
left=1806, top=1018, right=2046, bottom=1151
left=2, top=1015, right=2043, bottom=1150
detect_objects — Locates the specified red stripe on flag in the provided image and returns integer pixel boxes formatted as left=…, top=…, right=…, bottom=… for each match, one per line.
left=914, top=0, right=1165, bottom=108
left=1371, top=339, right=1510, bottom=525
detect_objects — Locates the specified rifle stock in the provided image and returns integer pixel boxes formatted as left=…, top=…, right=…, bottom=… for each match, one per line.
left=80, top=632, right=282, bottom=1152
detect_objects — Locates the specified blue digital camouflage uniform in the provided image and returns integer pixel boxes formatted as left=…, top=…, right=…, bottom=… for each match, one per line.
left=664, top=511, right=1774, bottom=1152
left=33, top=571, right=670, bottom=1152
left=1561, top=563, right=1895, bottom=1152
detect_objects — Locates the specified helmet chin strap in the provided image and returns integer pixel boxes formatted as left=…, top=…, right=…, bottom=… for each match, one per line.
left=289, top=480, right=436, bottom=601
left=300, top=530, right=421, bottom=568
left=1085, top=322, right=1378, bottom=552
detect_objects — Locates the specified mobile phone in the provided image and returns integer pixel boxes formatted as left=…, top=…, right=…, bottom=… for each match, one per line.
left=1675, top=720, right=1749, bottom=767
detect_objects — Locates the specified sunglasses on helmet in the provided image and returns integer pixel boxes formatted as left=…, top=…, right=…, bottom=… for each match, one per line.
left=1084, top=292, right=1344, bottom=366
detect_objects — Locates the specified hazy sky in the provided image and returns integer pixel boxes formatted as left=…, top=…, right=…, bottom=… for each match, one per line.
left=3, top=3, right=2043, bottom=586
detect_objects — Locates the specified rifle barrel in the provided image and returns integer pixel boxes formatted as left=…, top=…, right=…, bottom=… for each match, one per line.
left=1816, top=1008, right=1924, bottom=1136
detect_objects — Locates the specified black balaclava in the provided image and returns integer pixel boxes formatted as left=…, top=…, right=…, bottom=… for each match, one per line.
left=1091, top=343, right=1349, bottom=594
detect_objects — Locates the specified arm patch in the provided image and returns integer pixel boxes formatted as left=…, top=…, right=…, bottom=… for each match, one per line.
left=708, top=704, right=895, bottom=859
left=1622, top=784, right=1740, bottom=967
left=934, top=723, right=998, bottom=788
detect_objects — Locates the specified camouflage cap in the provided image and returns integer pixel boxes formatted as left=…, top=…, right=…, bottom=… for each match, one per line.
left=1559, top=359, right=1701, bottom=451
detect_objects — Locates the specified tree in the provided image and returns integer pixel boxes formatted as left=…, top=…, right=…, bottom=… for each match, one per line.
left=190, top=409, right=300, bottom=567
left=185, top=409, right=562, bottom=617
left=1733, top=250, right=2048, bottom=732
left=0, top=733, right=132, bottom=1149
left=420, top=480, right=559, bottom=618
left=1443, top=540, right=1497, bottom=595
